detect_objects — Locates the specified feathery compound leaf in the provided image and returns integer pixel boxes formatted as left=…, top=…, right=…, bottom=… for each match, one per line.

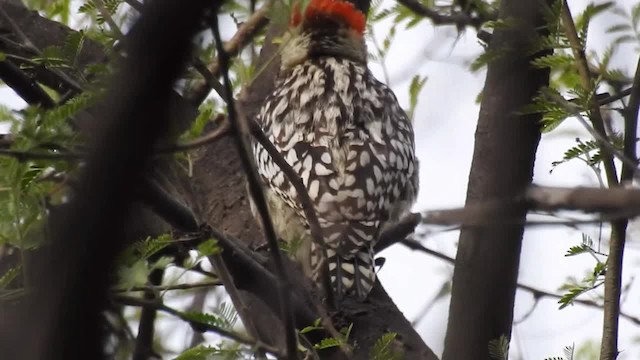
left=563, top=344, right=575, bottom=360
left=174, top=344, right=242, bottom=360
left=407, top=74, right=427, bottom=121
left=174, top=345, right=220, bottom=360
left=470, top=47, right=507, bottom=72
left=551, top=138, right=599, bottom=170
left=371, top=332, right=403, bottom=360
left=488, top=335, right=510, bottom=360
left=565, top=244, right=592, bottom=257
left=558, top=285, right=590, bottom=309
left=531, top=54, right=575, bottom=69
left=216, top=302, right=239, bottom=328
left=182, top=311, right=233, bottom=330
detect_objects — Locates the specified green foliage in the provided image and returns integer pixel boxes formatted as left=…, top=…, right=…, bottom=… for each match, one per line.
left=470, top=47, right=508, bottom=73
left=174, top=343, right=242, bottom=360
left=197, top=239, right=222, bottom=257
left=25, top=0, right=74, bottom=25
left=78, top=0, right=124, bottom=25
left=371, top=332, right=403, bottom=360
left=407, top=75, right=427, bottom=121
left=545, top=344, right=575, bottom=360
left=182, top=309, right=236, bottom=330
left=115, top=234, right=173, bottom=289
left=607, top=3, right=640, bottom=48
left=301, top=321, right=353, bottom=350
left=558, top=239, right=607, bottom=310
left=520, top=87, right=570, bottom=132
left=488, top=335, right=510, bottom=360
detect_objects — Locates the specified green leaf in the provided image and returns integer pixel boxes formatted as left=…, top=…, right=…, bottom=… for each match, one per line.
left=558, top=285, right=591, bottom=309
left=314, top=336, right=342, bottom=350
left=174, top=345, right=220, bottom=360
left=197, top=239, right=221, bottom=257
left=117, top=259, right=150, bottom=290
left=371, top=332, right=403, bottom=360
left=488, top=335, right=510, bottom=360
left=182, top=311, right=232, bottom=329
left=565, top=244, right=592, bottom=257
left=531, top=54, right=575, bottom=69
left=407, top=74, right=427, bottom=121
left=0, top=265, right=21, bottom=289
left=300, top=318, right=323, bottom=334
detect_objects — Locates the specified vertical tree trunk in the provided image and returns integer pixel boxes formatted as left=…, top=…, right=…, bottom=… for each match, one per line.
left=442, top=1, right=551, bottom=358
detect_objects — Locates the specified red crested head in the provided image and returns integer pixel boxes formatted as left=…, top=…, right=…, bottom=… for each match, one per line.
left=290, top=0, right=366, bottom=35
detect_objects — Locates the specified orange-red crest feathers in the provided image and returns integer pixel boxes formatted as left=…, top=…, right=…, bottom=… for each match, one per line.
left=290, top=0, right=366, bottom=35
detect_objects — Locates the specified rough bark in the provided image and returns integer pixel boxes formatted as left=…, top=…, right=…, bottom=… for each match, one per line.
left=442, top=1, right=551, bottom=359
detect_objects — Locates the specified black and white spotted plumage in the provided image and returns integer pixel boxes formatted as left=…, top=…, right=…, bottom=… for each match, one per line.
left=251, top=14, right=418, bottom=300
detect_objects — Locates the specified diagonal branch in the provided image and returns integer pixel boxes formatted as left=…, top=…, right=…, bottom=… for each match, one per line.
left=209, top=14, right=299, bottom=360
left=395, top=0, right=491, bottom=29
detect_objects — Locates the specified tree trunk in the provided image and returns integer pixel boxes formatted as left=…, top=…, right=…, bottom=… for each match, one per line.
left=442, top=1, right=551, bottom=358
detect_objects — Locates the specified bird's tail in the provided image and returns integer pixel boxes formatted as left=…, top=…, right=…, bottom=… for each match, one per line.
left=312, top=244, right=376, bottom=300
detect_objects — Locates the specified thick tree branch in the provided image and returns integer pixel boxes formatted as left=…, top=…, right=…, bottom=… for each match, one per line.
left=442, top=1, right=552, bottom=358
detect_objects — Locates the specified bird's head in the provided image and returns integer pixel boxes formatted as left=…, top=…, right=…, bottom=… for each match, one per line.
left=280, top=0, right=367, bottom=69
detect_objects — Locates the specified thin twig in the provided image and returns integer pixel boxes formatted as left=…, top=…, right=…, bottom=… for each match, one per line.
left=560, top=0, right=618, bottom=187
left=112, top=295, right=285, bottom=357
left=402, top=238, right=640, bottom=325
left=395, top=0, right=490, bottom=29
left=598, top=51, right=640, bottom=359
left=545, top=92, right=640, bottom=182
left=209, top=16, right=299, bottom=360
left=0, top=59, right=55, bottom=108
left=597, top=87, right=634, bottom=107
left=0, top=148, right=83, bottom=161
left=156, top=114, right=230, bottom=153
left=95, top=0, right=124, bottom=38
left=248, top=122, right=327, bottom=267
left=210, top=253, right=265, bottom=351
left=133, top=269, right=163, bottom=360
left=189, top=5, right=271, bottom=104
left=111, top=281, right=221, bottom=293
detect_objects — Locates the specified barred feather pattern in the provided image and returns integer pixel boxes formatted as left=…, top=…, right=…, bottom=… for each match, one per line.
left=252, top=57, right=418, bottom=300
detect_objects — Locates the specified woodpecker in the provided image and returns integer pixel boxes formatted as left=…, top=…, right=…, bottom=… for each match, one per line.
left=251, top=0, right=418, bottom=300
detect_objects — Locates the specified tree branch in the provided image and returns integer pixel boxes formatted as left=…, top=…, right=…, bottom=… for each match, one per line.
left=209, top=15, right=299, bottom=360
left=443, top=0, right=552, bottom=357
left=560, top=0, right=618, bottom=187
left=112, top=294, right=284, bottom=356
left=0, top=59, right=55, bottom=108
left=395, top=0, right=491, bottom=29
left=187, top=4, right=271, bottom=105
left=404, top=238, right=640, bottom=326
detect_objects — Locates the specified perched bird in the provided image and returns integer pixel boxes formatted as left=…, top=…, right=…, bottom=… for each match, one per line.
left=251, top=0, right=418, bottom=300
